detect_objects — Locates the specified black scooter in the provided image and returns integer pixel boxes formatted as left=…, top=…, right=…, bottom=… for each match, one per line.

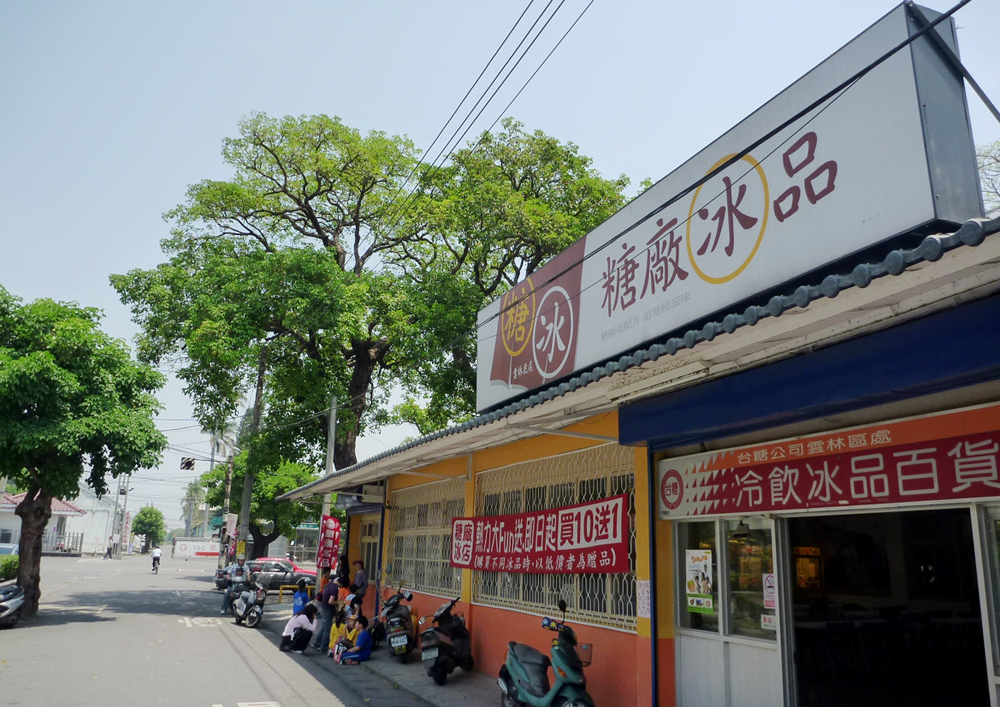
left=380, top=585, right=417, bottom=660
left=419, top=597, right=474, bottom=685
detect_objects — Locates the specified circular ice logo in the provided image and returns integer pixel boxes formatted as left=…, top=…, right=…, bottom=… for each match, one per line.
left=685, top=153, right=769, bottom=285
left=532, top=286, right=574, bottom=379
left=660, top=469, right=684, bottom=511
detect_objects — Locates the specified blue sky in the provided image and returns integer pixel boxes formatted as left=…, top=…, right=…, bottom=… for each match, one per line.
left=2, top=1, right=997, bottom=527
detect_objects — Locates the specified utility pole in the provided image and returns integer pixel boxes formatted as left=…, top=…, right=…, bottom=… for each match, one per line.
left=237, top=346, right=267, bottom=559
left=320, top=395, right=337, bottom=520
left=205, top=434, right=216, bottom=538
left=108, top=475, right=123, bottom=557
left=218, top=455, right=233, bottom=570
left=118, top=475, right=131, bottom=555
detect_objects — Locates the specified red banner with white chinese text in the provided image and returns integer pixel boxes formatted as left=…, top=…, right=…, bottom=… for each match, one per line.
left=658, top=404, right=1000, bottom=517
left=450, top=494, right=630, bottom=574
left=316, top=515, right=341, bottom=569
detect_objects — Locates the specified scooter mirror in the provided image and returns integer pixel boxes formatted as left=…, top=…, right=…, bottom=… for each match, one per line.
left=558, top=599, right=567, bottom=616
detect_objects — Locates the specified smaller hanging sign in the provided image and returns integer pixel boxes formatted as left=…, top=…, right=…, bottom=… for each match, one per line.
left=316, top=515, right=342, bottom=569
left=685, top=549, right=714, bottom=614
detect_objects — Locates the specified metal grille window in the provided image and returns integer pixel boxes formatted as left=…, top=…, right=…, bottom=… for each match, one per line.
left=472, top=444, right=637, bottom=631
left=384, top=479, right=465, bottom=596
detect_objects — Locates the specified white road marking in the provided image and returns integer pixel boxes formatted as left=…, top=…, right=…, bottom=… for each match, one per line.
left=191, top=617, right=222, bottom=627
left=179, top=616, right=222, bottom=627
left=238, top=703, right=281, bottom=707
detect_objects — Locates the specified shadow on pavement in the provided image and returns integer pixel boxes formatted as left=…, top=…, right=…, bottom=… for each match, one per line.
left=25, top=610, right=116, bottom=627
left=36, top=588, right=227, bottom=622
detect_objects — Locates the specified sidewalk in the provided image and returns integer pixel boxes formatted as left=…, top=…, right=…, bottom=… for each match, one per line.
left=266, top=602, right=498, bottom=707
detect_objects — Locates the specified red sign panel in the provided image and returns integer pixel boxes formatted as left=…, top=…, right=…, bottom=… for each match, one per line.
left=450, top=494, right=630, bottom=574
left=659, top=405, right=1000, bottom=517
left=315, top=515, right=341, bottom=569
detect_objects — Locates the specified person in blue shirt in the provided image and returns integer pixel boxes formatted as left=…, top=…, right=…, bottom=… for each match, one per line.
left=291, top=578, right=310, bottom=615
left=342, top=615, right=373, bottom=664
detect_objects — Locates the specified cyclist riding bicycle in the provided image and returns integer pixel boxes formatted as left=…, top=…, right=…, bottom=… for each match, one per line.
left=151, top=546, right=162, bottom=573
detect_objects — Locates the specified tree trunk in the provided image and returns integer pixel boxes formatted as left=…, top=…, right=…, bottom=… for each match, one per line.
left=248, top=523, right=281, bottom=560
left=14, top=488, right=53, bottom=619
left=336, top=339, right=387, bottom=469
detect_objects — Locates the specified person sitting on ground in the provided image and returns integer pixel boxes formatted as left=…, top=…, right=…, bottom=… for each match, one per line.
left=343, top=583, right=363, bottom=619
left=291, top=577, right=310, bottom=616
left=341, top=615, right=373, bottom=664
left=329, top=612, right=360, bottom=662
left=280, top=604, right=318, bottom=653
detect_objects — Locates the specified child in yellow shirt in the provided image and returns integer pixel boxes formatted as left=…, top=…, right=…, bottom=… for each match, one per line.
left=329, top=613, right=360, bottom=661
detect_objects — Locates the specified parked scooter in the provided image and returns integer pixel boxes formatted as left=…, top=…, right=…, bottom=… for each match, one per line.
left=498, top=600, right=594, bottom=707
left=0, top=584, right=25, bottom=629
left=419, top=597, right=474, bottom=685
left=380, top=584, right=417, bottom=660
left=232, top=573, right=267, bottom=628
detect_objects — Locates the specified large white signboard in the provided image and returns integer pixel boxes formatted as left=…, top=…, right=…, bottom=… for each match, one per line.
left=477, top=4, right=980, bottom=412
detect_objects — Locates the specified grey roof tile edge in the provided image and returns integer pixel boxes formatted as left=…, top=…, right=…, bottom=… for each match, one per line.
left=278, top=216, right=1000, bottom=501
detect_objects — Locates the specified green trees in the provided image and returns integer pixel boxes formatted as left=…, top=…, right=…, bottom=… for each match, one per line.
left=0, top=287, right=166, bottom=617
left=396, top=118, right=631, bottom=430
left=200, top=454, right=319, bottom=558
left=112, top=113, right=630, bottom=552
left=132, top=506, right=166, bottom=549
left=112, top=113, right=428, bottom=470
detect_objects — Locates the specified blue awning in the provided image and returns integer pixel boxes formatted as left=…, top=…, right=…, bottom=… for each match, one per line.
left=618, top=293, right=1000, bottom=449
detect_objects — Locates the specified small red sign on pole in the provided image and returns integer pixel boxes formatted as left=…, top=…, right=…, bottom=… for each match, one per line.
left=316, top=515, right=341, bottom=569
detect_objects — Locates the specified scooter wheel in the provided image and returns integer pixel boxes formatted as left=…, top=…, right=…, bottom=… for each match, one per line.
left=430, top=664, right=448, bottom=685
left=247, top=611, right=261, bottom=628
left=234, top=614, right=243, bottom=625
left=461, top=656, right=475, bottom=672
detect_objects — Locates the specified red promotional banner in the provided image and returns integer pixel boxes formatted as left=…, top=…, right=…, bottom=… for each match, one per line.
left=659, top=404, right=1000, bottom=517
left=450, top=494, right=630, bottom=574
left=316, top=515, right=341, bottom=569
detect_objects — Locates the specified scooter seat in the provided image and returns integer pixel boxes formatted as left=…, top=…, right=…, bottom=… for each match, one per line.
left=511, top=642, right=550, bottom=667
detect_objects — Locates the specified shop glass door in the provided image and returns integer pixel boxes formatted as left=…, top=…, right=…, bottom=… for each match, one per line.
left=675, top=517, right=784, bottom=707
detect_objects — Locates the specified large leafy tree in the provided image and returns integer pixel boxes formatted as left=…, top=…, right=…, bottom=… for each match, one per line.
left=132, top=505, right=166, bottom=549
left=112, top=113, right=631, bottom=475
left=112, top=113, right=427, bottom=470
left=200, top=453, right=320, bottom=558
left=0, top=287, right=166, bottom=617
left=394, top=119, right=631, bottom=431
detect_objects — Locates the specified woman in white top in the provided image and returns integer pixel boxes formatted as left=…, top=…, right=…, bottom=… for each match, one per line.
left=280, top=604, right=319, bottom=653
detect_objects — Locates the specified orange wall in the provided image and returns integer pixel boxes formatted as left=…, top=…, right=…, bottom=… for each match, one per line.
left=471, top=603, right=638, bottom=707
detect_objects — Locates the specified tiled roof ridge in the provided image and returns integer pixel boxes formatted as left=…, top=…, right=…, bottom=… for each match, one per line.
left=283, top=215, right=1000, bottom=496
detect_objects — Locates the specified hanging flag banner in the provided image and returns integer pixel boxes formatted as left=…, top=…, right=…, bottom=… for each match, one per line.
left=450, top=494, right=630, bottom=574
left=316, top=515, right=342, bottom=569
left=659, top=403, right=1000, bottom=518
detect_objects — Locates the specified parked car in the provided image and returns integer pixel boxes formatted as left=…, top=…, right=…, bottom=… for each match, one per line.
left=0, top=544, right=18, bottom=556
left=247, top=558, right=316, bottom=590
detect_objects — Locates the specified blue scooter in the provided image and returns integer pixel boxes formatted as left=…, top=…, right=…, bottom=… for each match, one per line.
left=498, top=599, right=595, bottom=707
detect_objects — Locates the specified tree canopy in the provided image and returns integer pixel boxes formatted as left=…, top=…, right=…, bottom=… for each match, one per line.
left=133, top=505, right=166, bottom=548
left=0, top=286, right=166, bottom=616
left=200, top=452, right=320, bottom=558
left=113, top=113, right=631, bottom=465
